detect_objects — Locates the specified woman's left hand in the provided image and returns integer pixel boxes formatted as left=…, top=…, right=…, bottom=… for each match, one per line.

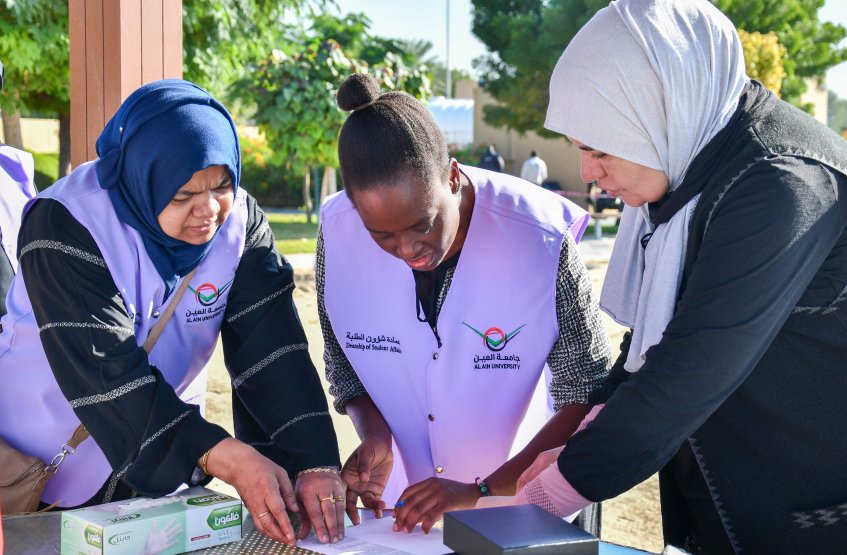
left=295, top=471, right=347, bottom=544
left=392, top=478, right=480, bottom=533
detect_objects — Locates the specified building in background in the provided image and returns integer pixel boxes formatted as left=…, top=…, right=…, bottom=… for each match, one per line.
left=468, top=81, right=584, bottom=195
left=0, top=118, right=59, bottom=154
left=800, top=78, right=829, bottom=124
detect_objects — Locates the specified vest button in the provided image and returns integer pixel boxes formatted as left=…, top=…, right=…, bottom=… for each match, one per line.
left=432, top=352, right=439, bottom=360
left=428, top=414, right=435, bottom=421
left=152, top=310, right=160, bottom=318
left=435, top=466, right=444, bottom=473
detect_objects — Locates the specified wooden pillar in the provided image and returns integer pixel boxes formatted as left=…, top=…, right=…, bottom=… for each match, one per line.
left=69, top=0, right=182, bottom=168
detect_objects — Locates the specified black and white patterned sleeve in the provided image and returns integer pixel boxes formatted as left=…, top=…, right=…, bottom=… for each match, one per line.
left=19, top=199, right=230, bottom=502
left=220, top=196, right=340, bottom=473
left=546, top=232, right=613, bottom=409
left=315, top=227, right=368, bottom=414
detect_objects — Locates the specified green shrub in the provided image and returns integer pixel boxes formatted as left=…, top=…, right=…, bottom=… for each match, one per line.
left=31, top=152, right=59, bottom=190
left=239, top=132, right=302, bottom=208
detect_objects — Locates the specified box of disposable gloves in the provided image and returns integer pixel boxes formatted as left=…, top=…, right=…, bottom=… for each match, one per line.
left=60, top=486, right=242, bottom=554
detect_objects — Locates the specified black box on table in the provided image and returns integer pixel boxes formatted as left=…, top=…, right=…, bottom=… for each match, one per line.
left=444, top=504, right=599, bottom=555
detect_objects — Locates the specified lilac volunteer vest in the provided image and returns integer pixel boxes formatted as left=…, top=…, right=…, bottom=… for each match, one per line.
left=0, top=145, right=37, bottom=271
left=322, top=165, right=588, bottom=496
left=0, top=161, right=246, bottom=506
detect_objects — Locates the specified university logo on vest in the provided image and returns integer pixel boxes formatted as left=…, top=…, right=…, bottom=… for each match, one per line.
left=185, top=278, right=233, bottom=323
left=463, top=322, right=525, bottom=370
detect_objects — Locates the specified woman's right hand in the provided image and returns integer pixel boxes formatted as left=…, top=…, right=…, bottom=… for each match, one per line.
left=515, top=404, right=605, bottom=491
left=340, top=435, right=393, bottom=524
left=204, top=438, right=299, bottom=546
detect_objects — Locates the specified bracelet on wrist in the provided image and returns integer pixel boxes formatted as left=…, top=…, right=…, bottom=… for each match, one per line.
left=475, top=476, right=490, bottom=497
left=296, top=466, right=341, bottom=479
left=200, top=448, right=213, bottom=476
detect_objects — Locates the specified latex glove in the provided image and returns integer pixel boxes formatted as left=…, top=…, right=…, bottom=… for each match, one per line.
left=139, top=518, right=181, bottom=555
left=295, top=471, right=347, bottom=544
left=340, top=435, right=393, bottom=524
left=392, top=477, right=480, bottom=534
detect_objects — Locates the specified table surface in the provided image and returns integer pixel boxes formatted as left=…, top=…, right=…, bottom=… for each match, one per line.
left=2, top=511, right=653, bottom=555
left=2, top=511, right=319, bottom=555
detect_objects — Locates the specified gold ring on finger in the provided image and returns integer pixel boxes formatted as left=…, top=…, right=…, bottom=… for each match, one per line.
left=334, top=496, right=346, bottom=504
left=320, top=495, right=336, bottom=503
left=256, top=510, right=271, bottom=519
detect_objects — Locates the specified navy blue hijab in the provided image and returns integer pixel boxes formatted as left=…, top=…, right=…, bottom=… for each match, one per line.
left=95, top=79, right=240, bottom=293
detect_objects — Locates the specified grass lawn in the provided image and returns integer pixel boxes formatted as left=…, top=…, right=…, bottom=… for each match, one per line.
left=264, top=211, right=618, bottom=254
left=267, top=211, right=319, bottom=254
left=32, top=152, right=59, bottom=190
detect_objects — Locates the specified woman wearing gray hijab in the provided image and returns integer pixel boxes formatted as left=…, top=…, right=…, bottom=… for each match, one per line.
left=514, top=0, right=847, bottom=553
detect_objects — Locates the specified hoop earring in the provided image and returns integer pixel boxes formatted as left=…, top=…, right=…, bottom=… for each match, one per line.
left=453, top=179, right=463, bottom=203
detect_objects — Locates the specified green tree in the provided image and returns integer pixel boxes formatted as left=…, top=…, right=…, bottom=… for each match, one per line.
left=714, top=0, right=847, bottom=106
left=308, top=13, right=430, bottom=70
left=308, top=14, right=474, bottom=96
left=0, top=0, right=71, bottom=176
left=244, top=42, right=356, bottom=183
left=470, top=0, right=607, bottom=136
left=738, top=30, right=786, bottom=97
left=235, top=38, right=430, bottom=220
left=470, top=0, right=847, bottom=135
left=182, top=0, right=318, bottom=102
left=308, top=12, right=378, bottom=62
left=1, top=0, right=317, bottom=178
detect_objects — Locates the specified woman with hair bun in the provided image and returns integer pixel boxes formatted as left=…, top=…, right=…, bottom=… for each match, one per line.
left=317, top=73, right=613, bottom=533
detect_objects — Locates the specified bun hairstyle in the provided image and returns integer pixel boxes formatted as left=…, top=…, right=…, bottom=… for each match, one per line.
left=336, top=73, right=381, bottom=111
left=336, top=73, right=449, bottom=192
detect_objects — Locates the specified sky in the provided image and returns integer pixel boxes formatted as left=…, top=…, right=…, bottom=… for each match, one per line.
left=820, top=0, right=847, bottom=99
left=332, top=0, right=486, bottom=74
left=333, top=0, right=847, bottom=100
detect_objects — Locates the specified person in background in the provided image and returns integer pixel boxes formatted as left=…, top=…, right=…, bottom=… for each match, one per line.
left=515, top=1, right=847, bottom=553
left=519, top=150, right=548, bottom=186
left=477, top=144, right=505, bottom=172
left=0, top=58, right=37, bottom=320
left=318, top=73, right=611, bottom=534
left=0, top=80, right=345, bottom=546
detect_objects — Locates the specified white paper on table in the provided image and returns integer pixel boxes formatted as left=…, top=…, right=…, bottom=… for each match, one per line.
left=298, top=516, right=450, bottom=555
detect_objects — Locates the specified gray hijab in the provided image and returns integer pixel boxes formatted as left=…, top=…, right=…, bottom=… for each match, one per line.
left=546, top=0, right=748, bottom=370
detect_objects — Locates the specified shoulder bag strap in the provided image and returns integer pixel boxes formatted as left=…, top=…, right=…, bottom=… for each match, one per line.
left=142, top=267, right=198, bottom=353
left=70, top=267, right=200, bottom=446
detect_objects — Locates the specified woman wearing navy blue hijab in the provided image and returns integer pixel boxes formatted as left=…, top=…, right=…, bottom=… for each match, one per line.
left=0, top=80, right=346, bottom=546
